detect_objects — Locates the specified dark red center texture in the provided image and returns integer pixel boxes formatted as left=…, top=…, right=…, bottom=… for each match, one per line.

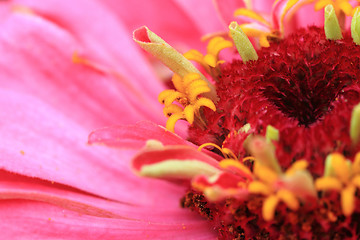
left=185, top=26, right=360, bottom=239
left=188, top=26, right=360, bottom=175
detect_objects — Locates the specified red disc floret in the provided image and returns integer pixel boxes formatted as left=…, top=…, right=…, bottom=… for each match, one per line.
left=188, top=26, right=360, bottom=175
left=184, top=26, right=360, bottom=239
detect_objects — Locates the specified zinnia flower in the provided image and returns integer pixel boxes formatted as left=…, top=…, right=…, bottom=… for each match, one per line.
left=0, top=0, right=222, bottom=238
left=4, top=0, right=360, bottom=239
left=99, top=0, right=360, bottom=239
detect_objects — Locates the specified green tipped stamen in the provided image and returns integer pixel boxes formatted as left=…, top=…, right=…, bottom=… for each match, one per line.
left=350, top=103, right=360, bottom=145
left=239, top=123, right=251, bottom=133
left=324, top=4, right=343, bottom=40
left=229, top=21, right=258, bottom=62
left=266, top=125, right=279, bottom=142
left=352, top=8, right=360, bottom=45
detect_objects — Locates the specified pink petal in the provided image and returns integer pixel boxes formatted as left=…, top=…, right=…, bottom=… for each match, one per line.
left=251, top=0, right=275, bottom=12
left=292, top=4, right=323, bottom=30
left=100, top=0, right=216, bottom=51
left=132, top=145, right=221, bottom=173
left=192, top=172, right=249, bottom=200
left=0, top=89, right=185, bottom=206
left=0, top=200, right=216, bottom=239
left=0, top=8, right=165, bottom=129
left=272, top=0, right=288, bottom=30
left=0, top=170, right=208, bottom=222
left=88, top=121, right=194, bottom=149
left=13, top=0, right=165, bottom=98
left=193, top=172, right=246, bottom=189
left=272, top=0, right=318, bottom=33
left=172, top=0, right=224, bottom=34
left=213, top=0, right=247, bottom=26
left=88, top=121, right=222, bottom=161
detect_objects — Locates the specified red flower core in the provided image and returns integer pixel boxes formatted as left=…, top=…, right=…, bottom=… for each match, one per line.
left=189, top=26, right=360, bottom=175
left=184, top=26, right=360, bottom=239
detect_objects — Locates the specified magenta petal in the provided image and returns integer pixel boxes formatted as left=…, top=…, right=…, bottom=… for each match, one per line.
left=1, top=200, right=216, bottom=239
left=213, top=0, right=246, bottom=26
left=251, top=0, right=274, bottom=12
left=0, top=170, right=209, bottom=222
left=272, top=0, right=317, bottom=33
left=193, top=172, right=245, bottom=189
left=100, top=0, right=208, bottom=50
left=172, top=0, right=224, bottom=34
left=293, top=4, right=323, bottom=30
left=0, top=9, right=164, bottom=128
left=14, top=0, right=165, bottom=97
left=0, top=89, right=187, bottom=206
left=88, top=121, right=193, bottom=149
left=132, top=145, right=221, bottom=173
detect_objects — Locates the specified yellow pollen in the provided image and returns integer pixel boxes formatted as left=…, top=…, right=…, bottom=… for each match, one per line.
left=184, top=36, right=233, bottom=77
left=72, top=51, right=90, bottom=65
left=12, top=5, right=35, bottom=15
left=158, top=73, right=216, bottom=132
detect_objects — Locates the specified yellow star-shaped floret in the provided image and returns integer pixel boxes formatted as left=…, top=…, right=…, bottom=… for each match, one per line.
left=184, top=36, right=233, bottom=77
left=158, top=73, right=216, bottom=132
left=315, top=152, right=360, bottom=216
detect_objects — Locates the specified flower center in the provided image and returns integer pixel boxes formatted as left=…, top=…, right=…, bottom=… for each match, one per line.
left=229, top=26, right=358, bottom=127
left=188, top=26, right=360, bottom=172
left=222, top=25, right=359, bottom=125
left=132, top=2, right=360, bottom=239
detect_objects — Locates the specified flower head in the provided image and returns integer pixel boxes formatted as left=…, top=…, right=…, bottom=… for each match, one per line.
left=127, top=0, right=360, bottom=238
left=6, top=0, right=360, bottom=239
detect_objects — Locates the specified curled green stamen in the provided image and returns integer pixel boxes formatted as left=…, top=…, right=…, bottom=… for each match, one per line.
left=266, top=125, right=279, bottom=142
left=351, top=8, right=360, bottom=45
left=324, top=4, right=343, bottom=40
left=350, top=103, right=360, bottom=145
left=229, top=21, right=258, bottom=62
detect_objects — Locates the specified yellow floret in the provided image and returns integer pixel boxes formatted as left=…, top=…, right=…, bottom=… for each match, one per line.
left=158, top=73, right=216, bottom=132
